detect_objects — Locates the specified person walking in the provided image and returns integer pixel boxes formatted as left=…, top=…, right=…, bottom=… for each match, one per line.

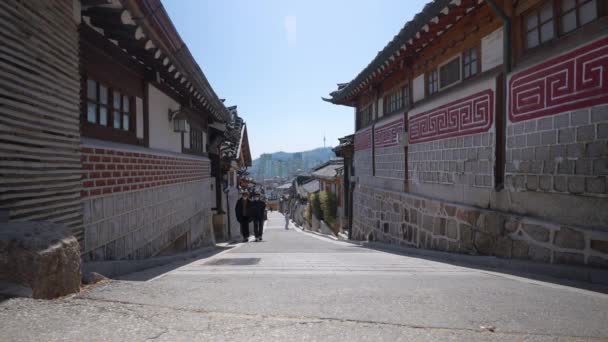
left=251, top=193, right=266, bottom=241
left=235, top=190, right=251, bottom=242
left=284, top=209, right=290, bottom=230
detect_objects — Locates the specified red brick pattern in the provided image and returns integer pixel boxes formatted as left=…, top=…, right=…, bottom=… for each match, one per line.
left=509, top=36, right=608, bottom=123
left=80, top=147, right=211, bottom=198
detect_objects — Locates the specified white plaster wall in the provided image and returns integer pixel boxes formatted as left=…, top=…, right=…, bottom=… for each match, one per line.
left=148, top=84, right=182, bottom=153
left=377, top=97, right=384, bottom=118
left=408, top=72, right=497, bottom=117
left=482, top=27, right=503, bottom=72
left=413, top=74, right=425, bottom=102
left=136, top=97, right=144, bottom=139
left=184, top=122, right=190, bottom=149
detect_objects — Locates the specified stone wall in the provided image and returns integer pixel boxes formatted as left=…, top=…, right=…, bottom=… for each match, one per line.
left=352, top=184, right=608, bottom=267
left=374, top=116, right=406, bottom=180
left=82, top=179, right=215, bottom=261
left=409, top=132, right=495, bottom=188
left=506, top=36, right=608, bottom=197
left=506, top=105, right=608, bottom=195
left=354, top=127, right=373, bottom=177
left=81, top=141, right=215, bottom=261
left=407, top=75, right=497, bottom=199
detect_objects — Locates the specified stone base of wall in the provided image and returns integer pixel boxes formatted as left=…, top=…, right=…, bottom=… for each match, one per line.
left=353, top=184, right=608, bottom=268
left=82, top=179, right=214, bottom=261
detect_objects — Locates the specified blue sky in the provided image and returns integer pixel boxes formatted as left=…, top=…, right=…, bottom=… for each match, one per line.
left=164, top=0, right=426, bottom=159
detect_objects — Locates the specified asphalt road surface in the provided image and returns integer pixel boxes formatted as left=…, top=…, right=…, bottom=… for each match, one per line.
left=1, top=212, right=607, bottom=341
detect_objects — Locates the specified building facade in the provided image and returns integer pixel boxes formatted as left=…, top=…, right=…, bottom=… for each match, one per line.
left=326, top=0, right=608, bottom=267
left=1, top=0, right=236, bottom=261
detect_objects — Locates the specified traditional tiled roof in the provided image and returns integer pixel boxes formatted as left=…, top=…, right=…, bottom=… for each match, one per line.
left=324, top=0, right=482, bottom=105
left=311, top=158, right=344, bottom=180
left=221, top=106, right=249, bottom=164
left=82, top=0, right=231, bottom=122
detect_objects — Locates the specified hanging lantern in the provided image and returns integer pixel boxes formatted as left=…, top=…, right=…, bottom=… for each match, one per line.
left=168, top=107, right=188, bottom=133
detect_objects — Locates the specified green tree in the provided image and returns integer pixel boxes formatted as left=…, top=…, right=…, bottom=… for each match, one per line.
left=311, top=192, right=323, bottom=220
left=319, top=191, right=337, bottom=225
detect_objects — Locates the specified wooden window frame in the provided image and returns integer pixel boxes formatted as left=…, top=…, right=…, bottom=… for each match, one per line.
left=439, top=55, right=462, bottom=90
left=186, top=125, right=207, bottom=156
left=426, top=69, right=439, bottom=97
left=82, top=76, right=138, bottom=145
left=358, top=104, right=373, bottom=129
left=522, top=0, right=600, bottom=52
left=462, top=46, right=481, bottom=80
left=111, top=89, right=133, bottom=132
left=383, top=86, right=406, bottom=116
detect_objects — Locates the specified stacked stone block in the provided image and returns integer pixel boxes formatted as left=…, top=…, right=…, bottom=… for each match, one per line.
left=354, top=149, right=373, bottom=177
left=352, top=184, right=608, bottom=267
left=506, top=104, right=608, bottom=196
left=375, top=145, right=405, bottom=179
left=409, top=132, right=495, bottom=188
left=82, top=178, right=214, bottom=261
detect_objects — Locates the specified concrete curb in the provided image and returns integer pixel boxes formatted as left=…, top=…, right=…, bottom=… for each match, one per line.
left=359, top=241, right=608, bottom=288
left=82, top=246, right=219, bottom=279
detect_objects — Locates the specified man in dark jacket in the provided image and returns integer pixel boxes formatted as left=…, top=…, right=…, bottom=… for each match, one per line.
left=235, top=191, right=251, bottom=242
left=251, top=192, right=267, bottom=241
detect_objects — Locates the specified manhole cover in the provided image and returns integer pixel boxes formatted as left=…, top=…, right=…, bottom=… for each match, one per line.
left=204, top=258, right=261, bottom=266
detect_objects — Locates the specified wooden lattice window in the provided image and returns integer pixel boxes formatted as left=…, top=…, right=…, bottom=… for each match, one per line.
left=86, top=78, right=133, bottom=131
left=559, top=0, right=598, bottom=34
left=462, top=47, right=479, bottom=79
left=427, top=70, right=439, bottom=96
left=384, top=87, right=405, bottom=115
left=525, top=1, right=555, bottom=49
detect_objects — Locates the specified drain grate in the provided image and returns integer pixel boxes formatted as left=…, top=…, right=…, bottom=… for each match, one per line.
left=204, top=258, right=261, bottom=266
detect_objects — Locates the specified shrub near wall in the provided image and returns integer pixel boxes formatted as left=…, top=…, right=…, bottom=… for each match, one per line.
left=319, top=191, right=338, bottom=225
left=311, top=193, right=323, bottom=220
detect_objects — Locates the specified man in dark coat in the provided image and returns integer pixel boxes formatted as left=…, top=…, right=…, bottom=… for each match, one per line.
left=235, top=191, right=251, bottom=242
left=251, top=192, right=267, bottom=241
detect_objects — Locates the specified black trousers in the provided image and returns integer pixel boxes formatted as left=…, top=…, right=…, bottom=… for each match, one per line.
left=253, top=219, right=264, bottom=238
left=240, top=220, right=250, bottom=238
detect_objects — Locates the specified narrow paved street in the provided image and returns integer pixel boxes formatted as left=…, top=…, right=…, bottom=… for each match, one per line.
left=1, top=212, right=607, bottom=341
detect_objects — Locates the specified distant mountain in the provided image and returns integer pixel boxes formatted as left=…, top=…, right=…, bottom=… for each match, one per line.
left=250, top=147, right=335, bottom=180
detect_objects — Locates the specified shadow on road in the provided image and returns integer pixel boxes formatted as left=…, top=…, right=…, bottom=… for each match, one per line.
left=349, top=242, right=608, bottom=295
left=116, top=245, right=233, bottom=282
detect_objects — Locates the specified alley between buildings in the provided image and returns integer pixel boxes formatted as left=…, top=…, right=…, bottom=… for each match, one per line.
left=1, top=212, right=607, bottom=341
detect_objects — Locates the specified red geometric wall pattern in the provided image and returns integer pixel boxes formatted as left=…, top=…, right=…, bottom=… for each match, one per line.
left=509, top=36, right=608, bottom=122
left=408, top=90, right=494, bottom=144
left=374, top=116, right=405, bottom=148
left=354, top=127, right=372, bottom=151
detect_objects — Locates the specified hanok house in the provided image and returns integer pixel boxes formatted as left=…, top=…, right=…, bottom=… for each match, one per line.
left=326, top=0, right=608, bottom=267
left=220, top=106, right=252, bottom=242
left=311, top=158, right=345, bottom=232
left=0, top=0, right=233, bottom=261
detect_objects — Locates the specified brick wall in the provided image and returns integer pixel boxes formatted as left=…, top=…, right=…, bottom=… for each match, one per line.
left=352, top=184, right=608, bottom=267
left=81, top=146, right=210, bottom=197
left=81, top=140, right=214, bottom=261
